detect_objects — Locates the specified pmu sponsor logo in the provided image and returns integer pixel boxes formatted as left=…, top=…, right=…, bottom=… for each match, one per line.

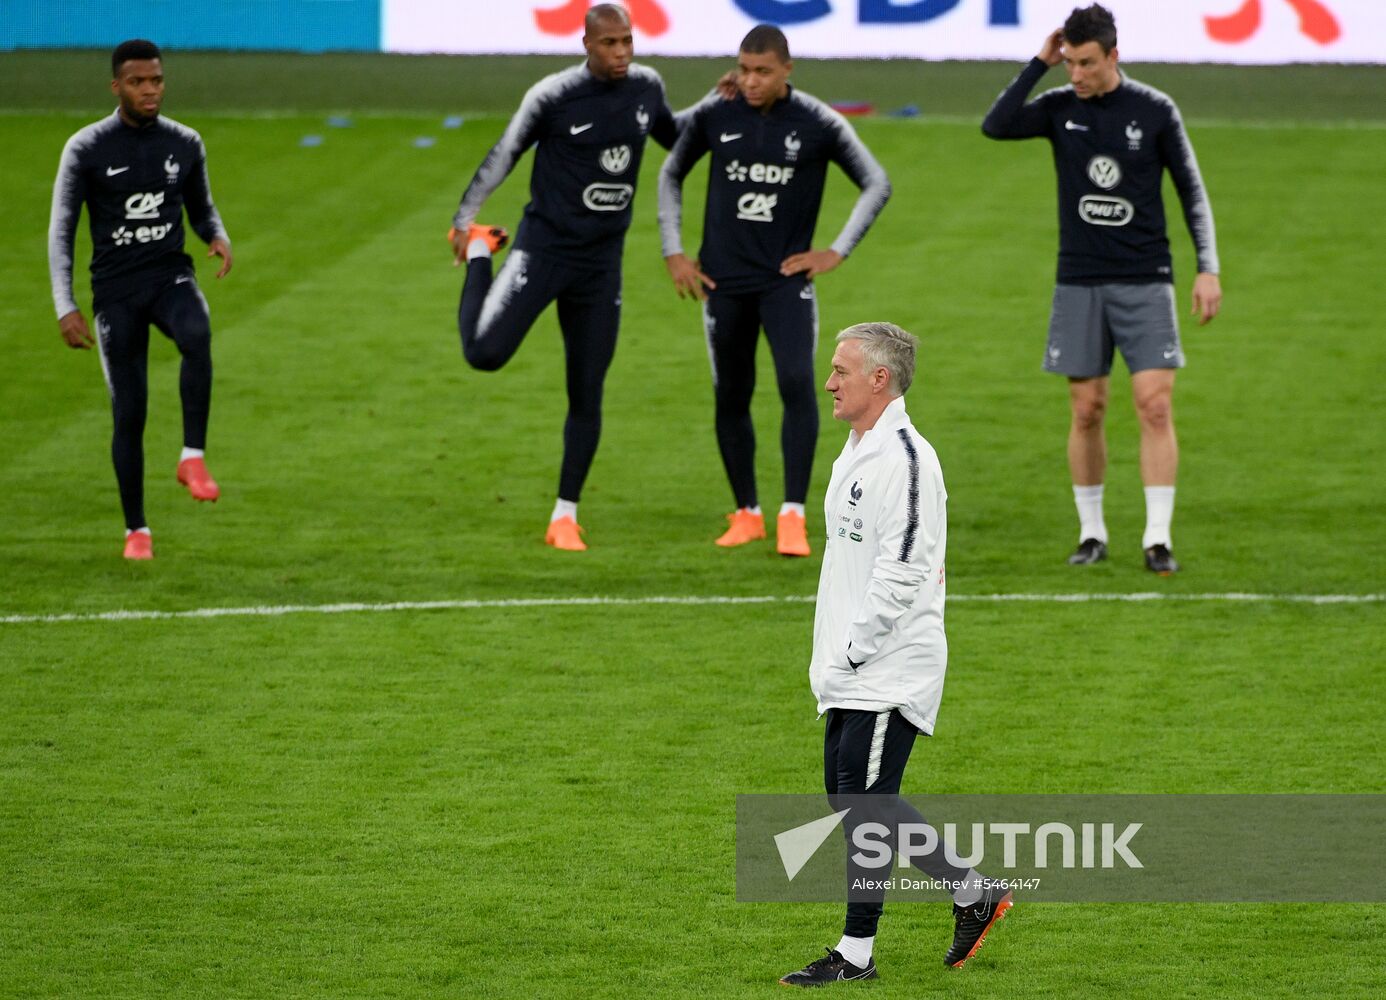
left=736, top=191, right=777, bottom=223
left=124, top=191, right=165, bottom=220
left=724, top=159, right=796, bottom=184
left=1078, top=195, right=1134, bottom=227
left=1205, top=0, right=1341, bottom=45
left=600, top=144, right=632, bottom=175
left=111, top=224, right=173, bottom=246
left=583, top=182, right=634, bottom=212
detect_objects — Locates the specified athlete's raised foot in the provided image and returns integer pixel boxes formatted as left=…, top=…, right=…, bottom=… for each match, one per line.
left=944, top=882, right=1013, bottom=968
left=1067, top=537, right=1107, bottom=565
left=176, top=456, right=219, bottom=502
left=779, top=948, right=878, bottom=987
left=1144, top=543, right=1179, bottom=575
left=449, top=223, right=509, bottom=254
left=122, top=531, right=153, bottom=560
left=545, top=515, right=587, bottom=552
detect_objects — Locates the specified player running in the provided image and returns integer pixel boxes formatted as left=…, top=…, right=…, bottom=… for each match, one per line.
left=48, top=39, right=233, bottom=560
left=982, top=4, right=1221, bottom=574
left=657, top=24, right=890, bottom=558
left=451, top=3, right=695, bottom=552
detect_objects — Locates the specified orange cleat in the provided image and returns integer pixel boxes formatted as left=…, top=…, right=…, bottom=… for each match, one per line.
left=777, top=510, right=811, bottom=557
left=123, top=531, right=153, bottom=560
left=177, top=457, right=220, bottom=502
left=715, top=509, right=766, bottom=547
left=545, top=515, right=587, bottom=552
left=448, top=223, right=509, bottom=254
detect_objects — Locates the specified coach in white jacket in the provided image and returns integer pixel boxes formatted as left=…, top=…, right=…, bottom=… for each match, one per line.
left=780, top=322, right=1013, bottom=988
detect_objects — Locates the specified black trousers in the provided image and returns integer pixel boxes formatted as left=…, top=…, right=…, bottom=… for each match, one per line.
left=701, top=279, right=819, bottom=508
left=457, top=249, right=620, bottom=503
left=94, top=274, right=213, bottom=531
left=824, top=708, right=971, bottom=938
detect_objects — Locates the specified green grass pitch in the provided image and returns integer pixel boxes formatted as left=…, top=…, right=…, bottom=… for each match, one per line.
left=1, top=53, right=1383, bottom=998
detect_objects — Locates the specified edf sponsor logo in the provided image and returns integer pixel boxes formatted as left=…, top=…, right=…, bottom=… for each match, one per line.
left=730, top=0, right=1018, bottom=25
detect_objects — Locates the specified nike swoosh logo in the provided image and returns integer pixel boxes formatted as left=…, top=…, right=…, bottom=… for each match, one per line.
left=175, top=276, right=191, bottom=284
left=569, top=123, right=594, bottom=135
left=1163, top=349, right=1178, bottom=359
left=1065, top=121, right=1089, bottom=131
left=720, top=132, right=743, bottom=143
left=106, top=166, right=130, bottom=175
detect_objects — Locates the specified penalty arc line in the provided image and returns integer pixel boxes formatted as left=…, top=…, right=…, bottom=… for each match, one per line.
left=0, top=592, right=1380, bottom=626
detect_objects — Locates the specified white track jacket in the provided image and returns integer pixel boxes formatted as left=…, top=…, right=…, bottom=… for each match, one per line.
left=810, top=396, right=947, bottom=735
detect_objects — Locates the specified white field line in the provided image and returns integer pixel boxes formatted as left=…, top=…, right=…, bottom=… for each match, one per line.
left=0, top=592, right=1379, bottom=626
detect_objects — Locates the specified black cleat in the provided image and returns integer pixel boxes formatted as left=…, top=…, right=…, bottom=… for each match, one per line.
left=1144, top=544, right=1180, bottom=575
left=779, top=948, right=878, bottom=987
left=944, top=882, right=1014, bottom=968
left=1067, top=538, right=1108, bottom=565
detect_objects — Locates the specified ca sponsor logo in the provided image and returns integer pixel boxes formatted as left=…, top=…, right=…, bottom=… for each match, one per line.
left=1078, top=195, right=1134, bottom=227
left=736, top=191, right=777, bottom=223
left=784, top=130, right=801, bottom=162
left=1126, top=121, right=1144, bottom=151
left=600, top=144, right=632, bottom=175
left=1087, top=156, right=1121, bottom=190
left=582, top=182, right=634, bottom=212
left=725, top=159, right=796, bottom=185
left=124, top=191, right=165, bottom=220
left=111, top=223, right=172, bottom=246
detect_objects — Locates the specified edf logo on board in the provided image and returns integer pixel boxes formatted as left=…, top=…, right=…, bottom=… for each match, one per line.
left=730, top=0, right=1019, bottom=25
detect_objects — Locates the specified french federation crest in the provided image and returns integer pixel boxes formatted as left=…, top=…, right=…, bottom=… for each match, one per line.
left=1126, top=121, right=1143, bottom=151
left=635, top=104, right=650, bottom=132
left=784, top=130, right=801, bottom=163
left=849, top=480, right=863, bottom=506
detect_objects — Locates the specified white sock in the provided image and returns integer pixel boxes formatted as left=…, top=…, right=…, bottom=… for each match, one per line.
left=466, top=238, right=491, bottom=261
left=834, top=934, right=873, bottom=968
left=180, top=447, right=204, bottom=463
left=125, top=527, right=151, bottom=537
left=1142, top=486, right=1175, bottom=550
left=551, top=499, right=578, bottom=524
left=779, top=502, right=805, bottom=517
left=740, top=505, right=762, bottom=516
left=1072, top=484, right=1107, bottom=544
left=952, top=869, right=984, bottom=907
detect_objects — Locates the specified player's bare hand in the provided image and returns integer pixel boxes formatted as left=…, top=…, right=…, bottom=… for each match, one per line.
left=448, top=226, right=467, bottom=267
left=59, top=310, right=94, bottom=350
left=665, top=253, right=716, bottom=300
left=207, top=238, right=233, bottom=278
left=1192, top=272, right=1221, bottom=326
left=1038, top=28, right=1065, bottom=66
left=780, top=249, right=842, bottom=279
left=715, top=70, right=739, bottom=100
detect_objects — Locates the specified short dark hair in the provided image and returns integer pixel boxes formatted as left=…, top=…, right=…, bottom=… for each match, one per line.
left=740, top=24, right=790, bottom=63
left=112, top=39, right=161, bottom=77
left=585, top=3, right=631, bottom=36
left=1062, top=4, right=1117, bottom=53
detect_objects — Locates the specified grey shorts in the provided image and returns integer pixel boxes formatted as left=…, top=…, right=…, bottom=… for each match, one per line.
left=1044, top=282, right=1183, bottom=378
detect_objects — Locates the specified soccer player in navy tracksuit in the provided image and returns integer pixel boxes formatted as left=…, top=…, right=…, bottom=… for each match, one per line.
left=450, top=4, right=688, bottom=552
left=658, top=25, right=890, bottom=559
left=982, top=4, right=1221, bottom=575
left=48, top=39, right=233, bottom=560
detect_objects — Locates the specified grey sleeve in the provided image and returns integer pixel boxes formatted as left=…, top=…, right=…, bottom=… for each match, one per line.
left=656, top=96, right=714, bottom=258
left=1159, top=107, right=1220, bottom=275
left=184, top=135, right=229, bottom=246
left=451, top=80, right=548, bottom=231
left=826, top=113, right=891, bottom=259
left=48, top=135, right=86, bottom=319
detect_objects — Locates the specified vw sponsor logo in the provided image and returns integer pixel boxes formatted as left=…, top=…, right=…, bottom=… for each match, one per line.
left=600, top=144, right=631, bottom=175
left=736, top=192, right=777, bottom=223
left=1078, top=195, right=1135, bottom=227
left=124, top=191, right=165, bottom=220
left=582, top=182, right=634, bottom=212
left=1087, top=155, right=1122, bottom=190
